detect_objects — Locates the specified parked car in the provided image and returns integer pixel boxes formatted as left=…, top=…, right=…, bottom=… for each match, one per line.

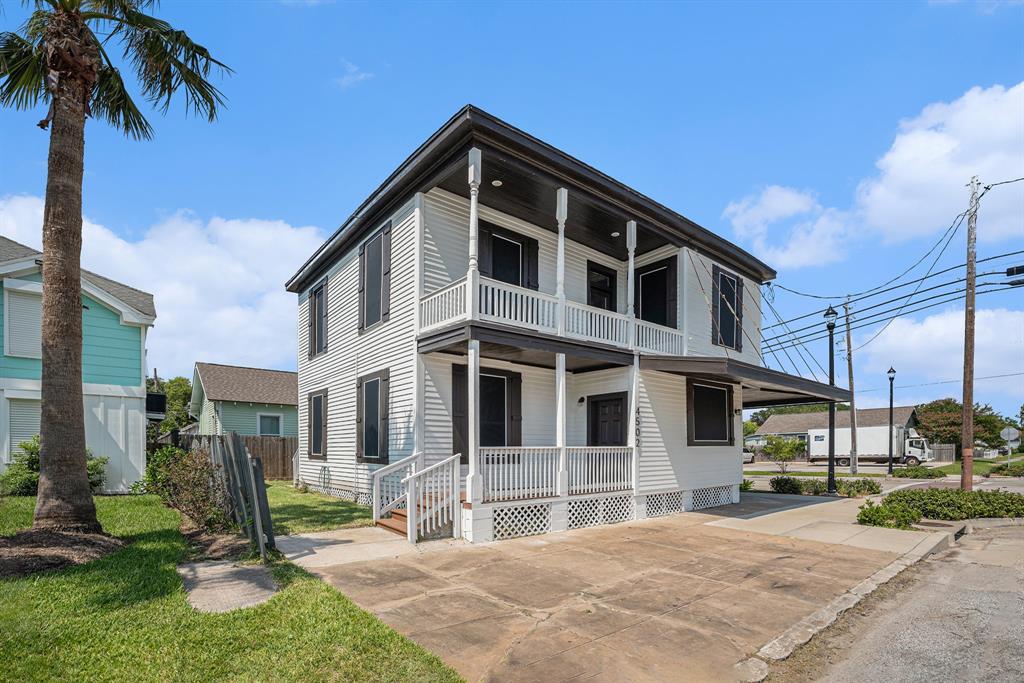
left=742, top=449, right=755, bottom=464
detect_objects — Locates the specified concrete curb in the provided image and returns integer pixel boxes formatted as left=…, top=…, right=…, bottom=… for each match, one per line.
left=733, top=521, right=967, bottom=682
left=964, top=516, right=1024, bottom=530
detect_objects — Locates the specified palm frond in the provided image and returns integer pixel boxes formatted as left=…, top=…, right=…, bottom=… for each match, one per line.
left=0, top=31, right=47, bottom=110
left=91, top=63, right=153, bottom=140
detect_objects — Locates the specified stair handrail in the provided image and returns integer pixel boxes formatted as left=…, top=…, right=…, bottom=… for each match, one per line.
left=371, top=451, right=422, bottom=522
left=401, top=453, right=462, bottom=543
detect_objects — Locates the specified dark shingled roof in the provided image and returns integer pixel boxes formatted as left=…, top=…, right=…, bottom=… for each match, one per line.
left=0, top=235, right=156, bottom=318
left=756, top=406, right=917, bottom=435
left=195, top=362, right=298, bottom=406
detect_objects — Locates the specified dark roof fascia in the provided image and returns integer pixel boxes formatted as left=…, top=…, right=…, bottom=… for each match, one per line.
left=286, top=106, right=776, bottom=293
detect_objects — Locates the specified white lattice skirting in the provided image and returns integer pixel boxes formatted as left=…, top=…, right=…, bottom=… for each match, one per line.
left=692, top=485, right=733, bottom=510
left=492, top=503, right=552, bottom=540
left=568, top=495, right=635, bottom=530
left=301, top=477, right=373, bottom=507
left=646, top=490, right=685, bottom=518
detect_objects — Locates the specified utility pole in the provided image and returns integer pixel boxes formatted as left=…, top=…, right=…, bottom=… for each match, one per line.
left=961, top=176, right=980, bottom=492
left=844, top=298, right=858, bottom=475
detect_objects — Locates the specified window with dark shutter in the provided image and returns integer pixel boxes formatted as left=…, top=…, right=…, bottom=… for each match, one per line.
left=478, top=221, right=539, bottom=290
left=308, top=279, right=327, bottom=358
left=587, top=261, right=617, bottom=312
left=452, top=365, right=522, bottom=465
left=308, top=390, right=327, bottom=459
left=686, top=380, right=734, bottom=446
left=357, top=369, right=389, bottom=463
left=359, top=222, right=391, bottom=332
left=712, top=265, right=742, bottom=351
left=634, top=256, right=677, bottom=328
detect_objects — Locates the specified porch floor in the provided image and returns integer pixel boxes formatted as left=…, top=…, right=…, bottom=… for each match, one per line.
left=279, top=494, right=933, bottom=682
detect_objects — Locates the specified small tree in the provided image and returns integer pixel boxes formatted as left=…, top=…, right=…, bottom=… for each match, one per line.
left=764, top=436, right=802, bottom=474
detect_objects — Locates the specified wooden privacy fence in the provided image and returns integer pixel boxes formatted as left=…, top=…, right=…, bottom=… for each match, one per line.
left=189, top=433, right=276, bottom=561
left=174, top=434, right=297, bottom=480
left=930, top=443, right=956, bottom=462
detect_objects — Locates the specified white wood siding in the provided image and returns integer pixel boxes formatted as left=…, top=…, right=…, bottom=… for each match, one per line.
left=296, top=200, right=418, bottom=495
left=422, top=188, right=628, bottom=312
left=566, top=367, right=631, bottom=446
left=636, top=369, right=743, bottom=493
left=682, top=247, right=762, bottom=365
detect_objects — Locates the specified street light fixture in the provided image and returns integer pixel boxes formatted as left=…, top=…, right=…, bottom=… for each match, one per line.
left=824, top=306, right=838, bottom=495
left=887, top=367, right=896, bottom=475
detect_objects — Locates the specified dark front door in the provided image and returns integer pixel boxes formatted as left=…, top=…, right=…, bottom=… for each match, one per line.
left=588, top=393, right=627, bottom=447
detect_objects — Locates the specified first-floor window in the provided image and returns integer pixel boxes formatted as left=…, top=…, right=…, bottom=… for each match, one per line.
left=357, top=369, right=389, bottom=463
left=258, top=414, right=282, bottom=436
left=308, top=391, right=327, bottom=459
left=687, top=380, right=734, bottom=446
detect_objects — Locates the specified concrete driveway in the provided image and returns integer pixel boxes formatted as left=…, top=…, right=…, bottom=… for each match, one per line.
left=281, top=495, right=912, bottom=682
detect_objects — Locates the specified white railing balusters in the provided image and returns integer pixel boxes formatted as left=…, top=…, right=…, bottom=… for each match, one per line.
left=477, top=278, right=559, bottom=332
left=634, top=320, right=686, bottom=355
left=401, top=453, right=461, bottom=542
left=564, top=302, right=631, bottom=347
left=371, top=452, right=421, bottom=522
left=566, top=447, right=634, bottom=495
left=420, top=278, right=468, bottom=332
left=478, top=446, right=560, bottom=502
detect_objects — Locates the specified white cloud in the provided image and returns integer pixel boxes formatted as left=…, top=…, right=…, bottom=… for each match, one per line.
left=334, top=60, right=374, bottom=90
left=0, top=194, right=325, bottom=379
left=725, top=82, right=1024, bottom=268
left=857, top=307, right=1024, bottom=401
left=722, top=186, right=851, bottom=268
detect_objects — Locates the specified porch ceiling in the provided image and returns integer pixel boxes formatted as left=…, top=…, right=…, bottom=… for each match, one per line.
left=639, top=356, right=851, bottom=408
left=419, top=322, right=633, bottom=371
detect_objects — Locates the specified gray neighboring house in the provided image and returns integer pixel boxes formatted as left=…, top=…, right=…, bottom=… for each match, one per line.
left=189, top=362, right=298, bottom=437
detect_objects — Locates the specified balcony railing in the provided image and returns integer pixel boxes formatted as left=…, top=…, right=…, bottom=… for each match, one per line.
left=420, top=276, right=687, bottom=355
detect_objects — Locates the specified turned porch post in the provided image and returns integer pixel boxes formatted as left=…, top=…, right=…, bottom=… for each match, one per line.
left=626, top=220, right=637, bottom=348
left=467, top=148, right=482, bottom=322
left=555, top=352, right=568, bottom=496
left=555, top=188, right=568, bottom=336
left=466, top=338, right=482, bottom=503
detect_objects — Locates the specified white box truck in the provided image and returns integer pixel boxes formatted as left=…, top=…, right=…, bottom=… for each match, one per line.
left=807, top=424, right=933, bottom=467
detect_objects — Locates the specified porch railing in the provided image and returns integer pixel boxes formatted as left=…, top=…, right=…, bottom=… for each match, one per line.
left=567, top=446, right=634, bottom=495
left=420, top=277, right=468, bottom=332
left=403, top=453, right=461, bottom=542
left=564, top=301, right=631, bottom=347
left=634, top=319, right=686, bottom=355
left=477, top=278, right=559, bottom=332
left=479, top=446, right=560, bottom=502
left=371, top=452, right=421, bottom=522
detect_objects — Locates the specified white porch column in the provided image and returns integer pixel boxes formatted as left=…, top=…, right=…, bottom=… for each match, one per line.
left=466, top=338, right=483, bottom=504
left=467, top=148, right=482, bottom=321
left=555, top=352, right=568, bottom=496
left=626, top=220, right=637, bottom=348
left=555, top=188, right=568, bottom=336
left=629, top=354, right=640, bottom=496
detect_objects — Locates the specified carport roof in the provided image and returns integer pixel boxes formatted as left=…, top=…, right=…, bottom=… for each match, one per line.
left=639, top=356, right=850, bottom=408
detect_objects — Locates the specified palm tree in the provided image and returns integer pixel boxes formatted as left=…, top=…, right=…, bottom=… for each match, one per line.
left=0, top=1, right=229, bottom=532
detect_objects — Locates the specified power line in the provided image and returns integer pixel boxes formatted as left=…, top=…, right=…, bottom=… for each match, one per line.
left=984, top=176, right=1024, bottom=189
left=857, top=372, right=1024, bottom=394
left=763, top=296, right=827, bottom=380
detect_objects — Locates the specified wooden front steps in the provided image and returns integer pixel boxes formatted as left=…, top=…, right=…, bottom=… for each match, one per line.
left=375, top=492, right=466, bottom=537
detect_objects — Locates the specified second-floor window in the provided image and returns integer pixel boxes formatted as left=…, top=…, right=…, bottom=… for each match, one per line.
left=308, top=279, right=327, bottom=358
left=587, top=261, right=617, bottom=312
left=635, top=256, right=677, bottom=328
left=4, top=288, right=42, bottom=359
left=479, top=221, right=539, bottom=290
left=712, top=265, right=743, bottom=351
left=359, top=222, right=392, bottom=332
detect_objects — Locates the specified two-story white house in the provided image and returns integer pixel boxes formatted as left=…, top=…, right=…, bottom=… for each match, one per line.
left=286, top=107, right=848, bottom=544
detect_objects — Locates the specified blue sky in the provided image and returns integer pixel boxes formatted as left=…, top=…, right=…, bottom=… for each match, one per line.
left=1, top=0, right=1022, bottom=417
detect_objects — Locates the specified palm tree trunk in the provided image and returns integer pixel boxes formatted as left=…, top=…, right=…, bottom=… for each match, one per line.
left=32, top=69, right=100, bottom=533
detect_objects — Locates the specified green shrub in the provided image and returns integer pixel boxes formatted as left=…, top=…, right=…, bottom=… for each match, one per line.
left=770, top=476, right=802, bottom=494
left=799, top=478, right=828, bottom=496
left=836, top=478, right=882, bottom=497
left=0, top=436, right=108, bottom=495
left=739, top=479, right=754, bottom=492
left=883, top=488, right=1024, bottom=521
left=892, top=466, right=946, bottom=479
left=857, top=500, right=922, bottom=529
left=764, top=436, right=803, bottom=474
left=161, top=448, right=233, bottom=532
left=987, top=462, right=1024, bottom=478
left=139, top=445, right=187, bottom=497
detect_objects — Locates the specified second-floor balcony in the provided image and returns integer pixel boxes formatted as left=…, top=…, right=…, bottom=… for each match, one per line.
left=419, top=273, right=686, bottom=355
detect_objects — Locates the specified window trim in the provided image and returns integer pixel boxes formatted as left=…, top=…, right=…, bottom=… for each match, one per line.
left=356, top=368, right=390, bottom=464
left=686, top=378, right=735, bottom=447
left=634, top=255, right=678, bottom=328
left=478, top=220, right=539, bottom=291
left=586, top=260, right=618, bottom=312
left=256, top=412, right=284, bottom=437
left=307, top=390, right=328, bottom=460
left=490, top=233, right=524, bottom=287
left=358, top=222, right=392, bottom=335
left=712, top=264, right=744, bottom=351
left=307, top=278, right=328, bottom=359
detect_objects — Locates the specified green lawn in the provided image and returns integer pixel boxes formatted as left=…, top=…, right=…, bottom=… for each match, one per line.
left=744, top=470, right=885, bottom=478
left=0, top=495, right=460, bottom=682
left=935, top=459, right=1000, bottom=476
left=265, top=480, right=373, bottom=535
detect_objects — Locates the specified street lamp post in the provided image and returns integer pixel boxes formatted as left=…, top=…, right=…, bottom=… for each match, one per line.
left=887, top=367, right=896, bottom=475
left=825, top=306, right=839, bottom=495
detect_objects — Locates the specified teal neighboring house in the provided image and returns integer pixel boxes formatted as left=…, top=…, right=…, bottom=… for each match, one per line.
left=0, top=236, right=156, bottom=492
left=189, top=362, right=298, bottom=437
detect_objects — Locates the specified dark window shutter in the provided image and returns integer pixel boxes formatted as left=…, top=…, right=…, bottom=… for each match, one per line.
left=307, top=293, right=315, bottom=359
left=321, top=281, right=328, bottom=352
left=711, top=264, right=722, bottom=345
left=381, top=223, right=392, bottom=323
left=735, top=278, right=744, bottom=352
left=478, top=225, right=493, bottom=279
left=322, top=391, right=328, bottom=455
left=380, top=370, right=390, bottom=463
left=508, top=372, right=523, bottom=446
left=357, top=243, right=366, bottom=332
left=355, top=377, right=364, bottom=461
left=306, top=394, right=312, bottom=456
left=666, top=256, right=678, bottom=328
left=524, top=236, right=539, bottom=291
left=452, top=364, right=468, bottom=465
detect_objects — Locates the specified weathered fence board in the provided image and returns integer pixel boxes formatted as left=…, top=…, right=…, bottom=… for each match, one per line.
left=174, top=434, right=297, bottom=480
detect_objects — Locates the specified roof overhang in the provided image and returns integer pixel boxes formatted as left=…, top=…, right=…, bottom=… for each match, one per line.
left=286, top=106, right=776, bottom=293
left=639, top=356, right=850, bottom=408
